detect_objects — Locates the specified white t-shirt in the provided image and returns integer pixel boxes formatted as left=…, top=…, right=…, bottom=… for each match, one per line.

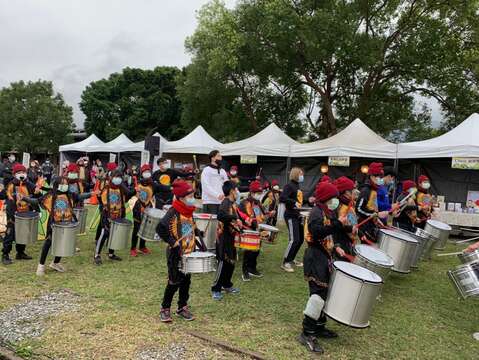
left=201, top=165, right=228, bottom=205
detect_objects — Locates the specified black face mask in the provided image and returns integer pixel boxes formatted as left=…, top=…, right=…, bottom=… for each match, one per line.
left=215, top=159, right=222, bottom=166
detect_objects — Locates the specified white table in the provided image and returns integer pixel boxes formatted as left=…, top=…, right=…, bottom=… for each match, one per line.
left=434, top=211, right=479, bottom=228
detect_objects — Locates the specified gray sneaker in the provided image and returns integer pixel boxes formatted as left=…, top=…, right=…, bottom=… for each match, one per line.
left=281, top=262, right=295, bottom=273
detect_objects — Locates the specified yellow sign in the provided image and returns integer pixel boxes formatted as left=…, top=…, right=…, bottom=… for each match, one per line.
left=328, top=156, right=350, bottom=167
left=241, top=155, right=257, bottom=164
left=451, top=157, right=479, bottom=170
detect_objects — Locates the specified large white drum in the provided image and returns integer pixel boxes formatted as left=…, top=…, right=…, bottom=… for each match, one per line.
left=324, top=261, right=383, bottom=328
left=14, top=211, right=39, bottom=245
left=193, top=213, right=218, bottom=251
left=377, top=229, right=418, bottom=273
left=51, top=222, right=78, bottom=257
left=425, top=219, right=451, bottom=250
left=354, top=244, right=394, bottom=280
left=458, top=250, right=479, bottom=265
left=108, top=218, right=132, bottom=250
left=138, top=208, right=166, bottom=241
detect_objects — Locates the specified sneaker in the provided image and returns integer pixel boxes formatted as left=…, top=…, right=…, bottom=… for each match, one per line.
left=139, top=247, right=151, bottom=255
left=94, top=255, right=102, bottom=266
left=130, top=249, right=138, bottom=257
left=176, top=306, right=195, bottom=321
left=248, top=270, right=263, bottom=278
left=75, top=247, right=81, bottom=252
left=16, top=252, right=33, bottom=260
left=281, top=262, right=295, bottom=273
left=223, top=287, right=240, bottom=295
left=36, top=264, right=45, bottom=276
left=2, top=256, right=13, bottom=266
left=293, top=260, right=304, bottom=267
left=297, top=333, right=324, bottom=354
left=473, top=332, right=479, bottom=341
left=212, top=291, right=224, bottom=300
left=160, top=308, right=173, bottom=323
left=316, top=327, right=338, bottom=339
left=49, top=262, right=66, bottom=273
left=108, top=254, right=122, bottom=261
left=242, top=272, right=251, bottom=282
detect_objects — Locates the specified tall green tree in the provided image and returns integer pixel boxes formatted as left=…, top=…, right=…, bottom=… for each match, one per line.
left=0, top=80, right=74, bottom=153
left=80, top=67, right=184, bottom=141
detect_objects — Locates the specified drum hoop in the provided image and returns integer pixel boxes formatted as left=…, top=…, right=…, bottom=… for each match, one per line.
left=356, top=253, right=393, bottom=268
left=334, top=263, right=383, bottom=284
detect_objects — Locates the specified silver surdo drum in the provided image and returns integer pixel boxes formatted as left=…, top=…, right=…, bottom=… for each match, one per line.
left=448, top=262, right=479, bottom=299
left=354, top=244, right=394, bottom=280
left=108, top=218, right=133, bottom=250
left=138, top=208, right=166, bottom=241
left=14, top=211, right=40, bottom=245
left=258, top=223, right=280, bottom=244
left=324, top=261, right=383, bottom=328
left=458, top=250, right=479, bottom=265
left=193, top=213, right=218, bottom=251
left=52, top=221, right=79, bottom=257
left=378, top=229, right=418, bottom=274
left=393, top=228, right=426, bottom=269
left=73, top=207, right=88, bottom=235
left=425, top=219, right=451, bottom=250
left=180, top=251, right=216, bottom=274
left=414, top=228, right=438, bottom=260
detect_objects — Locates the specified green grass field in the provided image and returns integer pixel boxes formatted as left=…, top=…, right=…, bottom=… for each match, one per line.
left=1, top=206, right=478, bottom=359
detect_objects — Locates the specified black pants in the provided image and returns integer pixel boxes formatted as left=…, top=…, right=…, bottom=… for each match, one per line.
left=39, top=236, right=61, bottom=265
left=203, top=204, right=220, bottom=215
left=242, top=250, right=259, bottom=274
left=283, top=216, right=304, bottom=264
left=95, top=225, right=114, bottom=256
left=2, top=223, right=26, bottom=257
left=161, top=247, right=191, bottom=309
left=211, top=260, right=235, bottom=292
left=131, top=221, right=146, bottom=250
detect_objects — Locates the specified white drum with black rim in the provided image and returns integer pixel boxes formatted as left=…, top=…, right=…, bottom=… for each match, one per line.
left=138, top=208, right=166, bottom=242
left=448, top=262, right=479, bottom=299
left=425, top=219, right=451, bottom=250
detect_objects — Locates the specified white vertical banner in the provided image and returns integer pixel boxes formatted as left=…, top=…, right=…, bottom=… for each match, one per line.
left=22, top=153, right=30, bottom=168
left=141, top=150, right=150, bottom=165
left=109, top=153, right=116, bottom=163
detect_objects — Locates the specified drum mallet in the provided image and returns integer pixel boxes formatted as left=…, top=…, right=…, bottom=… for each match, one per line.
left=437, top=251, right=464, bottom=257
left=455, top=235, right=479, bottom=244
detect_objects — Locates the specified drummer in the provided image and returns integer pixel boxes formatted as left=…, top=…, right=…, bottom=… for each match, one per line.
left=158, top=180, right=206, bottom=323
left=65, top=163, right=89, bottom=208
left=333, top=176, right=357, bottom=261
left=416, top=175, right=433, bottom=229
left=261, top=179, right=280, bottom=226
left=211, top=180, right=241, bottom=300
left=299, top=182, right=348, bottom=354
left=393, top=180, right=419, bottom=233
left=0, top=163, right=40, bottom=265
left=130, top=164, right=170, bottom=257
left=94, top=168, right=135, bottom=265
left=228, top=165, right=241, bottom=185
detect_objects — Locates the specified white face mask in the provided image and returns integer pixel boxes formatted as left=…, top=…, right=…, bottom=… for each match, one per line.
left=421, top=182, right=430, bottom=190
left=160, top=163, right=169, bottom=170
left=327, top=198, right=340, bottom=211
left=273, top=185, right=280, bottom=191
left=185, top=197, right=196, bottom=206
left=9, top=156, right=15, bottom=162
left=230, top=171, right=237, bottom=176
left=112, top=177, right=122, bottom=186
left=253, top=193, right=262, bottom=201
left=58, top=184, right=69, bottom=193
left=68, top=173, right=78, bottom=180
left=15, top=173, right=27, bottom=181
left=142, top=171, right=152, bottom=179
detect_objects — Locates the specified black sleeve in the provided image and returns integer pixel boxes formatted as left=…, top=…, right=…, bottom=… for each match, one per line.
left=153, top=181, right=171, bottom=194
left=309, top=208, right=343, bottom=241
left=356, top=187, right=375, bottom=218
left=171, top=169, right=195, bottom=179
left=157, top=209, right=176, bottom=247
left=279, top=183, right=296, bottom=209
left=0, top=189, right=6, bottom=200
left=121, top=184, right=136, bottom=201
left=218, top=200, right=237, bottom=224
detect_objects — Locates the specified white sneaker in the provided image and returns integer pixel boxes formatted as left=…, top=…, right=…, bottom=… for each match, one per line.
left=281, top=262, right=295, bottom=273
left=473, top=332, right=479, bottom=341
left=49, top=262, right=66, bottom=273
left=293, top=260, right=304, bottom=267
left=36, top=264, right=45, bottom=276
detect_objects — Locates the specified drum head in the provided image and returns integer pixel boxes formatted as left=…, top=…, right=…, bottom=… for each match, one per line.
left=146, top=208, right=166, bottom=218
left=193, top=213, right=217, bottom=220
left=15, top=211, right=39, bottom=219
left=53, top=221, right=78, bottom=228
left=380, top=229, right=418, bottom=243
left=427, top=219, right=452, bottom=231
left=242, top=230, right=259, bottom=235
left=258, top=224, right=279, bottom=232
left=185, top=251, right=215, bottom=258
left=113, top=218, right=132, bottom=225
left=334, top=261, right=383, bottom=283
left=355, top=245, right=394, bottom=267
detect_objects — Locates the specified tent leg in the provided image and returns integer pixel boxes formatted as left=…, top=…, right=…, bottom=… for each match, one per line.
left=285, top=157, right=291, bottom=185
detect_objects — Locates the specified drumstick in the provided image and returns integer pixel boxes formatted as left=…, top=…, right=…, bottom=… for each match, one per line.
left=460, top=227, right=479, bottom=233
left=436, top=251, right=464, bottom=257
left=455, top=236, right=479, bottom=244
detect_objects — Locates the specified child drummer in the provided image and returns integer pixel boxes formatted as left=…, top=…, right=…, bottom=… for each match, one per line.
left=333, top=176, right=357, bottom=261
left=211, top=180, right=241, bottom=300
left=158, top=180, right=206, bottom=323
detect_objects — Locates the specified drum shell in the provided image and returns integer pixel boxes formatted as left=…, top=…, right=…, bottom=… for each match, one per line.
left=324, top=264, right=383, bottom=328
left=180, top=252, right=217, bottom=274
left=73, top=207, right=88, bottom=235
left=193, top=214, right=218, bottom=251
left=108, top=219, right=132, bottom=250
left=235, top=231, right=261, bottom=251
left=354, top=250, right=393, bottom=280
left=458, top=250, right=479, bottom=265
left=138, top=208, right=166, bottom=241
left=425, top=220, right=451, bottom=250
left=394, top=228, right=425, bottom=269
left=414, top=228, right=438, bottom=260
left=377, top=230, right=418, bottom=273
left=52, top=222, right=78, bottom=257
left=14, top=212, right=40, bottom=245
left=258, top=224, right=279, bottom=244
left=447, top=262, right=479, bottom=299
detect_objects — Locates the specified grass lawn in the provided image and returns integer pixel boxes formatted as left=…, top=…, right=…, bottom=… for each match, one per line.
left=1, top=205, right=478, bottom=359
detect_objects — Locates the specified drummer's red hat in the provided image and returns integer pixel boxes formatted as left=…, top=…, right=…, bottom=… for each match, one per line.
left=67, top=163, right=79, bottom=173
left=368, top=162, right=384, bottom=176
left=140, top=164, right=151, bottom=173
left=172, top=180, right=194, bottom=198
left=320, top=175, right=331, bottom=183
left=418, top=175, right=429, bottom=184
left=271, top=179, right=279, bottom=187
left=402, top=180, right=417, bottom=193
left=12, top=163, right=26, bottom=174
left=106, top=162, right=117, bottom=172
left=333, top=176, right=355, bottom=193
left=249, top=180, right=263, bottom=193
left=315, top=182, right=339, bottom=203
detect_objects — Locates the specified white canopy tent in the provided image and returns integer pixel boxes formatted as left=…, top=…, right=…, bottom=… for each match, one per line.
left=59, top=134, right=106, bottom=153
left=221, top=123, right=299, bottom=157
left=89, top=133, right=136, bottom=153
left=398, top=113, right=479, bottom=158
left=162, top=125, right=223, bottom=154
left=290, top=118, right=398, bottom=159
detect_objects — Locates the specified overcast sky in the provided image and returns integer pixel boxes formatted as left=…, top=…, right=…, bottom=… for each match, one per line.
left=0, top=0, right=441, bottom=129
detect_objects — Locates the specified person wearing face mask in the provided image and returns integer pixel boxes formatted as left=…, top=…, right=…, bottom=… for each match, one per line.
left=416, top=175, right=433, bottom=229
left=211, top=180, right=241, bottom=300
left=299, top=182, right=347, bottom=354
left=27, top=161, right=40, bottom=183
left=130, top=164, right=170, bottom=257
left=94, top=168, right=135, bottom=265
left=41, top=159, right=54, bottom=185
left=355, top=162, right=389, bottom=243
left=377, top=166, right=397, bottom=215
left=0, top=164, right=40, bottom=265
left=201, top=150, right=229, bottom=215
left=64, top=164, right=87, bottom=207
left=280, top=167, right=305, bottom=273
left=393, top=180, right=420, bottom=233
left=158, top=180, right=206, bottom=323
left=261, top=179, right=281, bottom=226
left=228, top=165, right=240, bottom=185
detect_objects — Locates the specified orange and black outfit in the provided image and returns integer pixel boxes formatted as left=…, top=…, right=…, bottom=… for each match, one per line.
left=416, top=175, right=433, bottom=229
left=333, top=177, right=357, bottom=261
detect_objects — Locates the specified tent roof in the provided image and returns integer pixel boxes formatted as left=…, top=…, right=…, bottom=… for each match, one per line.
left=59, top=134, right=105, bottom=152
left=398, top=113, right=479, bottom=158
left=290, top=118, right=398, bottom=158
left=221, top=123, right=298, bottom=157
left=162, top=125, right=222, bottom=154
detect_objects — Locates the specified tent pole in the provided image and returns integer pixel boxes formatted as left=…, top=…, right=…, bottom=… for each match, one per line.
left=392, top=157, right=399, bottom=203
left=285, top=157, right=291, bottom=185
left=59, top=152, right=64, bottom=176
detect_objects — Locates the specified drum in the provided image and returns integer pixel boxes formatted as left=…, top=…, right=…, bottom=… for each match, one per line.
left=447, top=262, right=479, bottom=299
left=458, top=250, right=479, bottom=265
left=14, top=211, right=40, bottom=245
left=73, top=207, right=88, bottom=235
left=393, top=227, right=426, bottom=269
left=180, top=252, right=216, bottom=274
left=258, top=223, right=280, bottom=244
left=414, top=228, right=438, bottom=260
left=108, top=218, right=133, bottom=250
left=377, top=229, right=418, bottom=274
left=51, top=222, right=78, bottom=257
left=234, top=230, right=261, bottom=251
left=324, top=261, right=383, bottom=328
left=354, top=244, right=394, bottom=280
left=138, top=208, right=166, bottom=242
left=425, top=219, right=451, bottom=250
left=193, top=213, right=218, bottom=250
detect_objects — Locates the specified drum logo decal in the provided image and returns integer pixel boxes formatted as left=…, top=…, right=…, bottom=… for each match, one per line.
left=347, top=211, right=357, bottom=226
left=55, top=198, right=68, bottom=210
left=109, top=193, right=120, bottom=204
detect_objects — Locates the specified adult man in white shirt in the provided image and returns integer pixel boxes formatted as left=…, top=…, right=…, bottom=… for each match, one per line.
left=201, top=150, right=228, bottom=214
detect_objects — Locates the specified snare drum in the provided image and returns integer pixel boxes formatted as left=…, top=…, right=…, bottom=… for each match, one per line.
left=377, top=229, right=418, bottom=273
left=458, top=250, right=479, bottom=265
left=258, top=224, right=280, bottom=244
left=354, top=245, right=394, bottom=280
left=234, top=230, right=261, bottom=251
left=193, top=213, right=218, bottom=250
left=51, top=222, right=78, bottom=257
left=448, top=262, right=479, bottom=299
left=138, top=208, right=166, bottom=241
left=180, top=252, right=216, bottom=274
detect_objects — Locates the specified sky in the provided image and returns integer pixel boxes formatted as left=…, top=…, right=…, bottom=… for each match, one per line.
left=0, top=0, right=441, bottom=129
